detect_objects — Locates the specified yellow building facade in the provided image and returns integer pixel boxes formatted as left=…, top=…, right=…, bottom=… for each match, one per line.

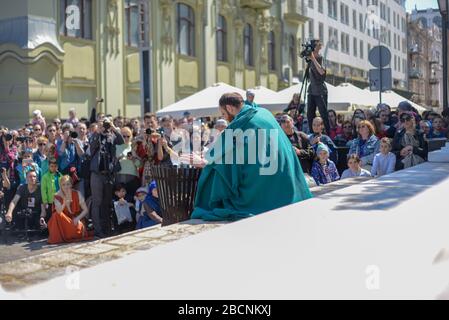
left=0, top=0, right=307, bottom=127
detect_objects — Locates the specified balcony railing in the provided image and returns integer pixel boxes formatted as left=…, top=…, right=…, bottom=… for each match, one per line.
left=409, top=44, right=422, bottom=55
left=409, top=69, right=423, bottom=79
left=429, top=54, right=440, bottom=64
left=429, top=77, right=440, bottom=85
left=284, top=0, right=308, bottom=24
left=240, top=0, right=273, bottom=9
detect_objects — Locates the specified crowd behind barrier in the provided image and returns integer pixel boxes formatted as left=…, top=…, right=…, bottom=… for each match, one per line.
left=1, top=96, right=449, bottom=244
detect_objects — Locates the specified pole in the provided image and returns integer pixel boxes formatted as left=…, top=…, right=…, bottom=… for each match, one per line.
left=375, top=19, right=382, bottom=104
left=379, top=44, right=382, bottom=104
left=443, top=7, right=448, bottom=111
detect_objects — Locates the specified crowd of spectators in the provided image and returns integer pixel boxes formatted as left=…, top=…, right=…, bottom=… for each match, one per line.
left=279, top=97, right=448, bottom=186
left=1, top=92, right=448, bottom=244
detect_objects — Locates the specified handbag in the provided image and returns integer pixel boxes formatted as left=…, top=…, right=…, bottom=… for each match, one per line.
left=113, top=201, right=133, bottom=225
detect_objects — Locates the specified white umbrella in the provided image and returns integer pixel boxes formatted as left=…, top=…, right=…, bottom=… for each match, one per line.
left=248, top=86, right=285, bottom=112
left=363, top=88, right=427, bottom=113
left=156, top=83, right=246, bottom=118
left=277, top=82, right=350, bottom=111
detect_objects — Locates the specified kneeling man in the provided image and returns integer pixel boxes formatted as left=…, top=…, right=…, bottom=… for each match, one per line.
left=189, top=92, right=313, bottom=221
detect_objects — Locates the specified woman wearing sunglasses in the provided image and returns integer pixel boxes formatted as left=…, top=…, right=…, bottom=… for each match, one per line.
left=116, top=127, right=141, bottom=197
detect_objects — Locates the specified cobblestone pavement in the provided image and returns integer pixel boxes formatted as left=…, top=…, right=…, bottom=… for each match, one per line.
left=0, top=220, right=226, bottom=291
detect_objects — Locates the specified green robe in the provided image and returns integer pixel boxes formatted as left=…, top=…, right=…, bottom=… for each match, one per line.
left=244, top=100, right=260, bottom=108
left=191, top=105, right=313, bottom=221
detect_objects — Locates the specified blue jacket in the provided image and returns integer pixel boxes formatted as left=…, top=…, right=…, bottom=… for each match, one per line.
left=311, top=160, right=340, bottom=186
left=348, top=135, right=380, bottom=166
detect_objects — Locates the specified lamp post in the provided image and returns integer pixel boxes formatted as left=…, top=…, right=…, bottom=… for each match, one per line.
left=438, top=0, right=448, bottom=111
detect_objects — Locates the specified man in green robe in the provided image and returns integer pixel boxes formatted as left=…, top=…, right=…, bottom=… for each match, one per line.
left=189, top=92, right=313, bottom=221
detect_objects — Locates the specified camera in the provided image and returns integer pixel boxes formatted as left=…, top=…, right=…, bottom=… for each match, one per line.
left=146, top=128, right=154, bottom=135
left=300, top=41, right=316, bottom=62
left=4, top=133, right=13, bottom=141
left=103, top=120, right=111, bottom=130
left=16, top=136, right=27, bottom=143
left=70, top=131, right=78, bottom=139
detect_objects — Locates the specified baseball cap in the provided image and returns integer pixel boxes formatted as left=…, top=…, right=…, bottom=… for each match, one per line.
left=135, top=187, right=148, bottom=196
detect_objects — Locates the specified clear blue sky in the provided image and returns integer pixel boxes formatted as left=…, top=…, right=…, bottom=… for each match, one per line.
left=406, top=0, right=438, bottom=12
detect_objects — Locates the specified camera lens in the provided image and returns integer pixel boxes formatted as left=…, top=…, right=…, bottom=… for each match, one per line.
left=103, top=121, right=111, bottom=130
left=70, top=131, right=78, bottom=139
left=4, top=133, right=13, bottom=141
left=146, top=128, right=153, bottom=135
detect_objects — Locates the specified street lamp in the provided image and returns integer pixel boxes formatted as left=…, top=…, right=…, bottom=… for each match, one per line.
left=437, top=0, right=449, bottom=111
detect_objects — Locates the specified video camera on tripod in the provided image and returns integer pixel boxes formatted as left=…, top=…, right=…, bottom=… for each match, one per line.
left=299, top=40, right=317, bottom=63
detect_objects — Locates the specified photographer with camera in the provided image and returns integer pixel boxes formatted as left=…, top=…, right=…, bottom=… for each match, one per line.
left=302, top=39, right=331, bottom=136
left=88, top=117, right=124, bottom=238
left=4, top=169, right=47, bottom=233
left=0, top=129, right=19, bottom=208
left=57, top=123, right=84, bottom=176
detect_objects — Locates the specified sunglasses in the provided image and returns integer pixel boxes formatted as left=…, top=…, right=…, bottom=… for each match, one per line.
left=343, top=125, right=352, bottom=129
left=401, top=117, right=412, bottom=123
left=38, top=143, right=46, bottom=146
left=358, top=125, right=367, bottom=129
left=123, top=135, right=131, bottom=138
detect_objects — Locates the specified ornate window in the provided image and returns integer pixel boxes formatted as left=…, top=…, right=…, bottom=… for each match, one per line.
left=177, top=3, right=195, bottom=56
left=216, top=15, right=227, bottom=62
left=268, top=31, right=276, bottom=71
left=124, top=0, right=140, bottom=47
left=289, top=35, right=297, bottom=75
left=244, top=23, right=254, bottom=66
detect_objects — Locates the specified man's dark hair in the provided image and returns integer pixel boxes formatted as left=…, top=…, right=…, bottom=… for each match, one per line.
left=48, top=158, right=58, bottom=166
left=219, top=93, right=244, bottom=109
left=310, top=39, right=321, bottom=48
left=114, top=183, right=126, bottom=193
left=144, top=112, right=156, bottom=120
left=442, top=109, right=449, bottom=118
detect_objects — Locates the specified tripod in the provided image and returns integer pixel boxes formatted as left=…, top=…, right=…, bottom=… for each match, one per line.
left=294, top=62, right=311, bottom=120
left=291, top=61, right=311, bottom=134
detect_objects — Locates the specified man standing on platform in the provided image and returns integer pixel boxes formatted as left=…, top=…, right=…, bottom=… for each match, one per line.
left=306, top=39, right=330, bottom=135
left=184, top=93, right=313, bottom=221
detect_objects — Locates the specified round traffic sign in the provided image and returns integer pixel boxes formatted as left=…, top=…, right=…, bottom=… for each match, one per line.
left=369, top=46, right=391, bottom=69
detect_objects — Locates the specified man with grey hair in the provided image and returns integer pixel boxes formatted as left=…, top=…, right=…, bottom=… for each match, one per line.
left=66, top=108, right=79, bottom=127
left=244, top=90, right=260, bottom=108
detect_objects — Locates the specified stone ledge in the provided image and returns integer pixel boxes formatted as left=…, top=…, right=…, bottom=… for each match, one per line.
left=0, top=220, right=226, bottom=292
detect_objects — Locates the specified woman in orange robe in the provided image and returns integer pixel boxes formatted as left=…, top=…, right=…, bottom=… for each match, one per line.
left=47, top=175, right=93, bottom=244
